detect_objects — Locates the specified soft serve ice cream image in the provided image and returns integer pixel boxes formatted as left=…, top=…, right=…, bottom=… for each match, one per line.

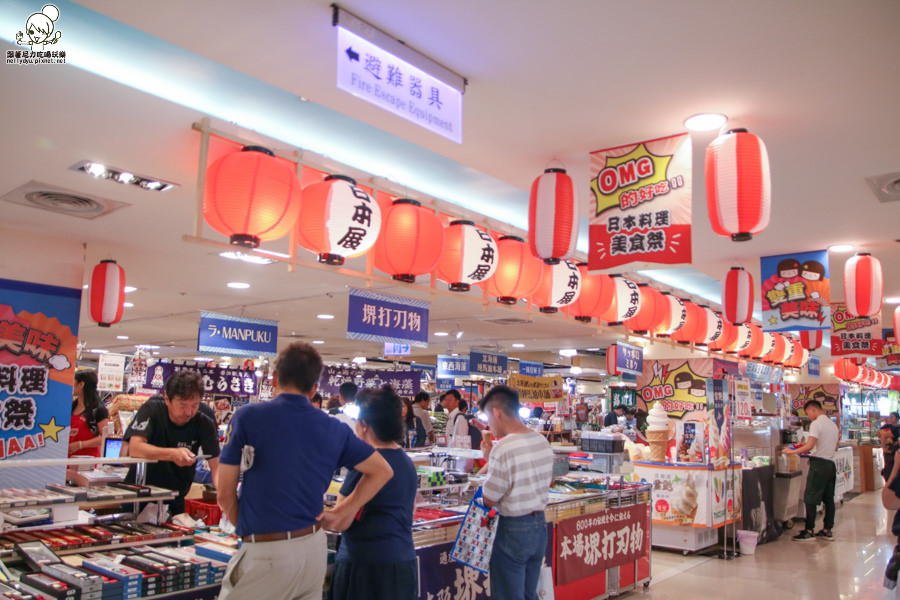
left=669, top=472, right=700, bottom=525
left=646, top=403, right=670, bottom=462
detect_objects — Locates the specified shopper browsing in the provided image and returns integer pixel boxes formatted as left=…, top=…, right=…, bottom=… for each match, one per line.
left=880, top=449, right=900, bottom=588
left=123, top=371, right=220, bottom=515
left=216, top=342, right=392, bottom=600
left=68, top=369, right=110, bottom=458
left=783, top=399, right=840, bottom=541
left=331, top=385, right=419, bottom=600
left=441, top=389, right=469, bottom=447
left=332, top=381, right=359, bottom=434
left=412, top=391, right=435, bottom=445
left=880, top=412, right=900, bottom=480
left=479, top=385, right=554, bottom=600
left=604, top=405, right=624, bottom=427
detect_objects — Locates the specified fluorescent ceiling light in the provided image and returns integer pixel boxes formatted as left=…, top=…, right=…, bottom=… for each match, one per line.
left=684, top=113, right=727, bottom=132
left=89, top=349, right=108, bottom=354
left=828, top=244, right=854, bottom=252
left=512, top=343, right=525, bottom=348
left=194, top=357, right=210, bottom=362
left=885, top=297, right=900, bottom=304
left=82, top=284, right=88, bottom=289
left=124, top=286, right=137, bottom=293
left=352, top=356, right=367, bottom=364
left=317, top=314, right=335, bottom=320
left=227, top=282, right=250, bottom=289
left=219, top=251, right=276, bottom=265
left=559, top=348, right=578, bottom=357
left=434, top=332, right=449, bottom=337
left=116, top=335, right=129, bottom=340
left=570, top=366, right=583, bottom=375
left=123, top=302, right=134, bottom=308
left=312, top=340, right=325, bottom=344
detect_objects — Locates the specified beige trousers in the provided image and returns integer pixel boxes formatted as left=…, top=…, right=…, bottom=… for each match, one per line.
left=218, top=529, right=327, bottom=600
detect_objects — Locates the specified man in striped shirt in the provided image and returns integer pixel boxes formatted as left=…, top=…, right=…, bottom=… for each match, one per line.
left=480, top=385, right=554, bottom=600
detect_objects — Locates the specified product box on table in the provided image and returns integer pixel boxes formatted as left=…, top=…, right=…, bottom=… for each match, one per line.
left=192, top=542, right=236, bottom=565
left=75, top=568, right=124, bottom=600
left=173, top=547, right=225, bottom=584
left=120, top=555, right=175, bottom=590
left=18, top=573, right=77, bottom=599
left=130, top=548, right=193, bottom=589
left=41, top=564, right=103, bottom=596
left=80, top=558, right=143, bottom=592
left=0, top=581, right=41, bottom=600
left=150, top=548, right=209, bottom=585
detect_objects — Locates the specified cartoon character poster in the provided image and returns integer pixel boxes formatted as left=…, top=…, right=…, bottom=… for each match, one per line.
left=881, top=329, right=900, bottom=367
left=637, top=359, right=712, bottom=419
left=0, top=278, right=81, bottom=488
left=588, top=133, right=692, bottom=272
left=759, top=250, right=830, bottom=332
left=830, top=303, right=883, bottom=356
left=786, top=384, right=840, bottom=417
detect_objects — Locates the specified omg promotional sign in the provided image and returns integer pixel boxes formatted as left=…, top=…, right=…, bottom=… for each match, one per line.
left=636, top=359, right=713, bottom=418
left=830, top=303, right=883, bottom=356
left=588, top=133, right=692, bottom=272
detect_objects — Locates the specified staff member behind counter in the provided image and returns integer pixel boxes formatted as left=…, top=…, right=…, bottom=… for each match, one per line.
left=124, top=371, right=220, bottom=515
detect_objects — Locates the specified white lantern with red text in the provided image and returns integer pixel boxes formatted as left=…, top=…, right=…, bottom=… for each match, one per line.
left=435, top=220, right=499, bottom=292
left=705, top=129, right=771, bottom=241
left=700, top=307, right=724, bottom=345
left=528, top=168, right=577, bottom=263
left=727, top=323, right=753, bottom=354
left=89, top=260, right=125, bottom=327
left=655, top=293, right=687, bottom=336
left=599, top=276, right=642, bottom=324
left=722, top=267, right=754, bottom=324
left=844, top=252, right=883, bottom=317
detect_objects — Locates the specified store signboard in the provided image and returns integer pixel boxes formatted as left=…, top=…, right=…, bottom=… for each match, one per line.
left=145, top=363, right=259, bottom=396
left=336, top=24, right=463, bottom=143
left=198, top=311, right=277, bottom=357
left=383, top=342, right=411, bottom=356
left=347, top=287, right=429, bottom=348
left=743, top=362, right=783, bottom=384
left=808, top=356, right=821, bottom=377
left=411, top=362, right=436, bottom=381
left=830, top=302, right=883, bottom=356
left=97, top=353, right=127, bottom=393
left=0, top=278, right=81, bottom=485
left=555, top=503, right=650, bottom=586
left=517, top=360, right=543, bottom=377
left=734, top=380, right=752, bottom=421
left=437, top=355, right=469, bottom=378
left=616, top=341, right=643, bottom=375
left=469, top=350, right=507, bottom=377
left=588, top=133, right=692, bottom=272
left=319, top=366, right=421, bottom=397
left=507, top=373, right=565, bottom=402
left=759, top=249, right=830, bottom=332
left=435, top=378, right=454, bottom=392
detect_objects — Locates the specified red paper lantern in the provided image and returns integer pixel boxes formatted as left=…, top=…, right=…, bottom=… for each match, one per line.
left=783, top=339, right=802, bottom=368
left=568, top=264, right=614, bottom=323
left=705, top=129, right=771, bottom=241
left=373, top=200, right=444, bottom=283
left=798, top=348, right=811, bottom=369
left=709, top=319, right=737, bottom=353
left=297, top=174, right=382, bottom=265
left=528, top=168, right=577, bottom=264
left=699, top=307, right=724, bottom=345
left=722, top=267, right=754, bottom=325
left=862, top=368, right=879, bottom=387
left=671, top=301, right=704, bottom=345
left=531, top=260, right=582, bottom=314
left=599, top=276, right=642, bottom=324
left=726, top=323, right=753, bottom=354
left=606, top=344, right=620, bottom=376
left=482, top=236, right=544, bottom=305
left=833, top=358, right=859, bottom=381
left=435, top=220, right=498, bottom=292
left=844, top=252, right=883, bottom=318
left=739, top=324, right=764, bottom=359
left=89, top=260, right=125, bottom=327
left=625, top=286, right=669, bottom=334
left=799, top=330, right=823, bottom=351
left=203, top=146, right=302, bottom=248
left=655, top=293, right=687, bottom=336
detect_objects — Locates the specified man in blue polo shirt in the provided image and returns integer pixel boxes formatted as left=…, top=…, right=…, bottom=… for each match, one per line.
left=217, top=342, right=393, bottom=600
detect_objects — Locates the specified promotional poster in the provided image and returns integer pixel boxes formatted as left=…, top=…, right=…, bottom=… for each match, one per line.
left=759, top=250, right=830, bottom=331
left=830, top=303, right=883, bottom=356
left=636, top=359, right=713, bottom=419
left=588, top=133, right=692, bottom=272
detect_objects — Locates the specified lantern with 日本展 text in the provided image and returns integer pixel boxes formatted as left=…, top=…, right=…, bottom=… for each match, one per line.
left=655, top=293, right=687, bottom=336
left=625, top=285, right=669, bottom=334
left=435, top=220, right=498, bottom=292
left=89, top=260, right=125, bottom=327
left=671, top=301, right=705, bottom=345
left=568, top=264, right=614, bottom=323
left=706, top=129, right=771, bottom=241
left=599, top=276, right=642, bottom=324
left=531, top=260, right=582, bottom=314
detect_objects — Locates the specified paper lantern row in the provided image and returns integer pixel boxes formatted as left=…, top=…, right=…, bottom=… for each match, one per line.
left=833, top=359, right=894, bottom=389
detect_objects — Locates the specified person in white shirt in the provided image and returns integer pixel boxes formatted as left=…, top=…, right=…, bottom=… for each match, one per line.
left=783, top=399, right=840, bottom=541
left=480, top=385, right=553, bottom=600
left=440, top=389, right=469, bottom=447
left=332, top=382, right=359, bottom=435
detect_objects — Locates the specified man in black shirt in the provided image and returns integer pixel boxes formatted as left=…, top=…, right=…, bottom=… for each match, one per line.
left=604, top=405, right=624, bottom=427
left=124, top=371, right=219, bottom=515
left=881, top=412, right=900, bottom=480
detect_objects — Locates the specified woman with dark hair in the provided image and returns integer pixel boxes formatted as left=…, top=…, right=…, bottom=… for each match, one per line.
left=331, top=385, right=418, bottom=600
left=400, top=398, right=427, bottom=448
left=69, top=369, right=110, bottom=457
left=310, top=392, right=324, bottom=410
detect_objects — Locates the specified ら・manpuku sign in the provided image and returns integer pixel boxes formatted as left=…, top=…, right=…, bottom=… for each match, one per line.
left=588, top=133, right=692, bottom=272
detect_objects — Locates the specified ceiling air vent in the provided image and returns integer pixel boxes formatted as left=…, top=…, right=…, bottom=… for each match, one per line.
left=3, top=180, right=130, bottom=219
left=866, top=171, right=900, bottom=203
left=484, top=317, right=532, bottom=325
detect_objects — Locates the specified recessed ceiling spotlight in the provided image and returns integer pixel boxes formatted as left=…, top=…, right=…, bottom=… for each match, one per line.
left=885, top=297, right=900, bottom=304
left=70, top=160, right=178, bottom=192
left=152, top=351, right=160, bottom=356
left=124, top=286, right=137, bottom=293
left=123, top=302, right=134, bottom=308
left=683, top=113, right=727, bottom=132
left=227, top=282, right=250, bottom=289
left=312, top=340, right=325, bottom=344
left=434, top=332, right=449, bottom=337
left=82, top=284, right=88, bottom=289
left=116, top=335, right=129, bottom=340
left=352, top=356, right=367, bottom=364
left=570, top=366, right=583, bottom=375
left=512, top=343, right=525, bottom=348
left=218, top=251, right=276, bottom=265
left=317, top=314, right=335, bottom=320
left=828, top=244, right=854, bottom=252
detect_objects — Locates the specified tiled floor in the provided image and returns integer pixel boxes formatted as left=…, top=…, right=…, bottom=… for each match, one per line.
left=627, top=491, right=897, bottom=599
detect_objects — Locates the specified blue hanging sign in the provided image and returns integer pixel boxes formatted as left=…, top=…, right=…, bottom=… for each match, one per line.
left=518, top=360, right=544, bottom=377
left=808, top=356, right=821, bottom=377
left=469, top=350, right=507, bottom=377
left=411, top=363, right=436, bottom=382
left=198, top=311, right=278, bottom=357
left=616, top=342, right=643, bottom=376
left=347, top=288, right=429, bottom=348
left=436, top=378, right=455, bottom=392
left=437, top=355, right=469, bottom=378
left=384, top=342, right=411, bottom=356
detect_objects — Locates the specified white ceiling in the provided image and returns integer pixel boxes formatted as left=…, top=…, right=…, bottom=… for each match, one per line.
left=1, top=0, right=899, bottom=367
